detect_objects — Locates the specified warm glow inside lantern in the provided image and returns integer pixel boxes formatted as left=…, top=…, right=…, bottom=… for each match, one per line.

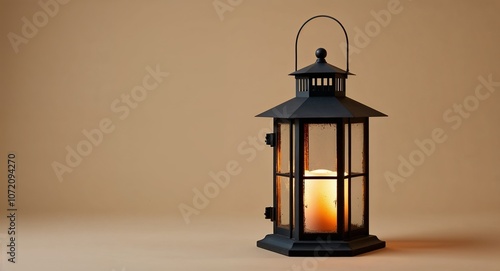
left=256, top=15, right=386, bottom=256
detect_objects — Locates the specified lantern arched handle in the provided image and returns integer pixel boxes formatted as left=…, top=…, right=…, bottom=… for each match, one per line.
left=294, top=15, right=350, bottom=74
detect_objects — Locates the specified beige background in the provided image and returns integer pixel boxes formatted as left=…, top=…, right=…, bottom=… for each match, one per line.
left=1, top=0, right=500, bottom=270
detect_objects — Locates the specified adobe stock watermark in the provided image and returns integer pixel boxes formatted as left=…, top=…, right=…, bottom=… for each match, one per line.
left=385, top=74, right=500, bottom=192
left=213, top=0, right=244, bottom=21
left=7, top=0, right=72, bottom=54
left=178, top=121, right=273, bottom=224
left=51, top=64, right=169, bottom=182
left=285, top=236, right=341, bottom=271
left=340, top=0, right=410, bottom=57
left=178, top=107, right=290, bottom=224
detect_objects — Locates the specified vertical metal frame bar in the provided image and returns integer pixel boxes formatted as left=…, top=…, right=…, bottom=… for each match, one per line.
left=295, top=119, right=304, bottom=240
left=346, top=118, right=352, bottom=240
left=289, top=119, right=294, bottom=238
left=364, top=118, right=370, bottom=233
left=303, top=122, right=309, bottom=171
left=336, top=119, right=345, bottom=238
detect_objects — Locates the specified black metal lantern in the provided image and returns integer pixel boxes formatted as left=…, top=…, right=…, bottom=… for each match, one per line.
left=256, top=15, right=386, bottom=256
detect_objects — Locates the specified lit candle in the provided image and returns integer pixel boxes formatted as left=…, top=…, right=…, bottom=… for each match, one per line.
left=304, top=169, right=348, bottom=233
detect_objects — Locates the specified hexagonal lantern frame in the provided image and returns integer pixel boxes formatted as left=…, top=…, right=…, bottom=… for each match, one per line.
left=255, top=15, right=386, bottom=256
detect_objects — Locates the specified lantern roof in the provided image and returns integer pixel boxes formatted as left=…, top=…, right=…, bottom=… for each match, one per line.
left=256, top=96, right=386, bottom=118
left=290, top=48, right=354, bottom=76
left=256, top=48, right=386, bottom=119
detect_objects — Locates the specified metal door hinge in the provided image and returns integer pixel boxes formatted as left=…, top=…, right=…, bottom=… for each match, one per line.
left=265, top=133, right=276, bottom=147
left=264, top=206, right=275, bottom=221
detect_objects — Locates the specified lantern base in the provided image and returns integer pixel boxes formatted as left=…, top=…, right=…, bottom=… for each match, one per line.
left=257, top=234, right=385, bottom=256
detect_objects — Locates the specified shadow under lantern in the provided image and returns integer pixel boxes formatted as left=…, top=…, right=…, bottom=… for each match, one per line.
left=256, top=15, right=387, bottom=256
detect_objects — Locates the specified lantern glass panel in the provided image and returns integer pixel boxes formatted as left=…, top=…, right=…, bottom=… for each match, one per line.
left=351, top=176, right=365, bottom=230
left=277, top=122, right=290, bottom=174
left=351, top=123, right=364, bottom=174
left=277, top=176, right=290, bottom=229
left=304, top=123, right=337, bottom=172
